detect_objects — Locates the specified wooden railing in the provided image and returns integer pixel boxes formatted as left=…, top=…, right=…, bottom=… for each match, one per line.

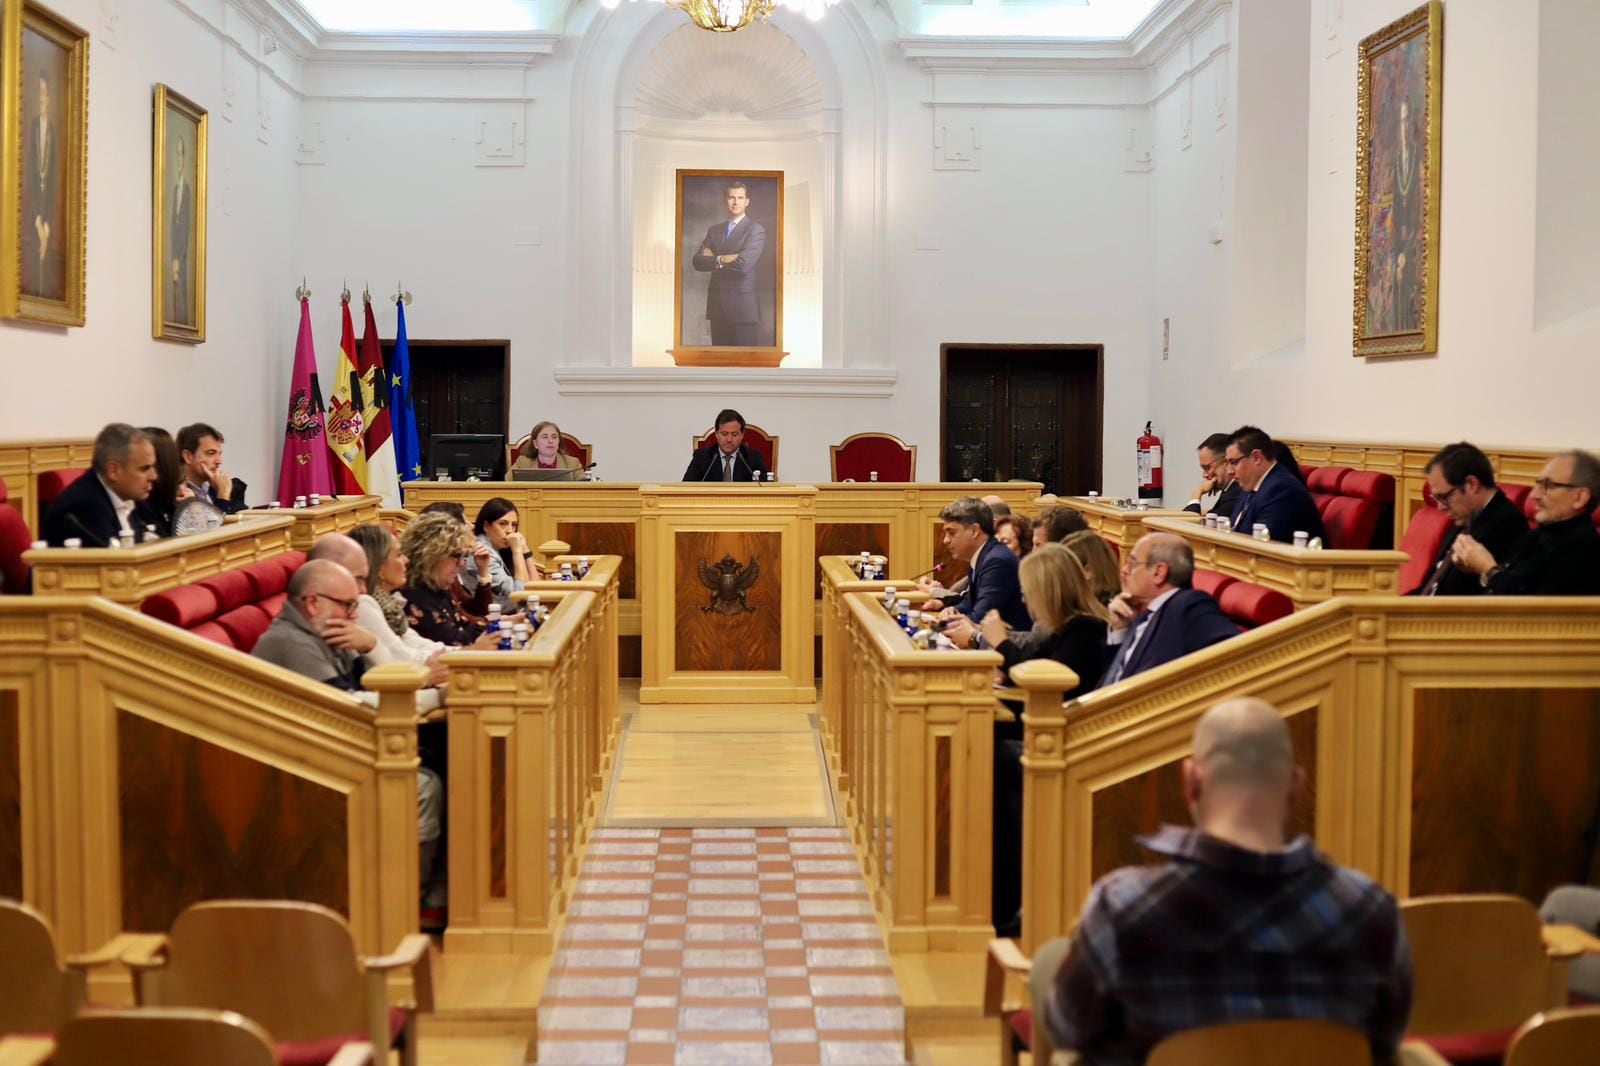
left=0, top=597, right=422, bottom=967
left=22, top=516, right=296, bottom=604
left=0, top=437, right=94, bottom=536
left=512, top=555, right=623, bottom=759
left=1010, top=596, right=1600, bottom=960
left=446, top=557, right=622, bottom=953
left=819, top=556, right=896, bottom=781
left=828, top=584, right=1003, bottom=951
left=1141, top=515, right=1407, bottom=608
left=235, top=495, right=383, bottom=551
left=1050, top=496, right=1198, bottom=554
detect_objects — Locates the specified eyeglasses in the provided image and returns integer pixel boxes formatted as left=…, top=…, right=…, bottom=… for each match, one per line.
left=1432, top=486, right=1461, bottom=508
left=451, top=550, right=473, bottom=562
left=1121, top=555, right=1154, bottom=573
left=1533, top=478, right=1578, bottom=493
left=305, top=592, right=359, bottom=616
left=1224, top=455, right=1244, bottom=468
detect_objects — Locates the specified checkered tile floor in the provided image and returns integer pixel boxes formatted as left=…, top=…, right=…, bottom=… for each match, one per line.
left=536, top=828, right=906, bottom=1065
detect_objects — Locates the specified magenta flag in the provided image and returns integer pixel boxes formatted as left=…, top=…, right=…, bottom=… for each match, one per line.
left=276, top=297, right=336, bottom=505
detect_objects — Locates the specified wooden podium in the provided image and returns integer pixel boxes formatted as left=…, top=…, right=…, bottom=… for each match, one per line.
left=638, top=484, right=817, bottom=704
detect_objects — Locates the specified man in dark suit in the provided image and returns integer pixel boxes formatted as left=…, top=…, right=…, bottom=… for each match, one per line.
left=178, top=422, right=248, bottom=513
left=690, top=180, right=766, bottom=347
left=683, top=408, right=770, bottom=483
left=1412, top=441, right=1529, bottom=596
left=41, top=423, right=163, bottom=547
left=1096, top=533, right=1238, bottom=689
left=1225, top=425, right=1326, bottom=544
left=1450, top=450, right=1600, bottom=596
left=169, top=134, right=194, bottom=325
left=1183, top=432, right=1241, bottom=518
left=925, top=496, right=1030, bottom=632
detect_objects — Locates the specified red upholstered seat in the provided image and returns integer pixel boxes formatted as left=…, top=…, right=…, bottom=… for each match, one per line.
left=830, top=433, right=917, bottom=482
left=1410, top=1027, right=1519, bottom=1065
left=0, top=478, right=33, bottom=595
left=259, top=592, right=288, bottom=619
left=200, top=568, right=258, bottom=612
left=141, top=552, right=304, bottom=651
left=1322, top=497, right=1381, bottom=551
left=1342, top=470, right=1396, bottom=504
left=1008, top=1006, right=1033, bottom=1047
left=188, top=621, right=235, bottom=650
left=215, top=605, right=273, bottom=653
left=1306, top=466, right=1351, bottom=496
left=694, top=424, right=779, bottom=477
left=143, top=585, right=222, bottom=629
left=275, top=1005, right=408, bottom=1066
left=1218, top=581, right=1293, bottom=628
left=1398, top=494, right=1454, bottom=595
left=37, top=468, right=88, bottom=513
left=1500, top=483, right=1535, bottom=527
left=1191, top=569, right=1237, bottom=601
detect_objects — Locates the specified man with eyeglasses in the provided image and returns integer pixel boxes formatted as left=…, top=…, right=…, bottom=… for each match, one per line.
left=1450, top=450, right=1600, bottom=595
left=1096, top=533, right=1237, bottom=689
left=1412, top=442, right=1528, bottom=596
left=1223, top=425, right=1325, bottom=544
left=253, top=557, right=377, bottom=691
left=1183, top=433, right=1241, bottom=518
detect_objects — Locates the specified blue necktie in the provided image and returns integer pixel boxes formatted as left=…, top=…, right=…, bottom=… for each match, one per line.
left=726, top=221, right=737, bottom=240
left=1101, top=611, right=1153, bottom=688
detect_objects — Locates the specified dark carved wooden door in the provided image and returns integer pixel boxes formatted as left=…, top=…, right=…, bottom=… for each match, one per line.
left=940, top=346, right=1103, bottom=495
left=381, top=340, right=511, bottom=462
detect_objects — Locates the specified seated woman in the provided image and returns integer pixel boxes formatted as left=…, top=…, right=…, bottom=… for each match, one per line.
left=418, top=501, right=494, bottom=621
left=510, top=420, right=582, bottom=479
left=1062, top=529, right=1121, bottom=607
left=994, top=514, right=1028, bottom=558
left=463, top=497, right=534, bottom=608
left=349, top=523, right=492, bottom=672
left=398, top=512, right=502, bottom=646
left=140, top=426, right=195, bottom=538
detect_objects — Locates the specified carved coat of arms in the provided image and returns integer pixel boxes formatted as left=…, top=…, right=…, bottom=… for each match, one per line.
left=698, top=554, right=760, bottom=614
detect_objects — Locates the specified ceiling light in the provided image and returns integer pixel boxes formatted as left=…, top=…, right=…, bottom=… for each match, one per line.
left=602, top=0, right=841, bottom=33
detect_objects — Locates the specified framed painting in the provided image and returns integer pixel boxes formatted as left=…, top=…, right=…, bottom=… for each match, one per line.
left=1, top=1, right=88, bottom=326
left=152, top=84, right=206, bottom=342
left=1353, top=1, right=1443, bottom=358
left=672, top=169, right=784, bottom=368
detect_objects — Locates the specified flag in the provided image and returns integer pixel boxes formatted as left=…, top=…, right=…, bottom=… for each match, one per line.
left=389, top=298, right=422, bottom=485
left=277, top=297, right=336, bottom=505
left=325, top=296, right=368, bottom=497
left=359, top=294, right=401, bottom=508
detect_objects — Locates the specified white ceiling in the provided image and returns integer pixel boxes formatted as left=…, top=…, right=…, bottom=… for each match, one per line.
left=293, top=0, right=1168, bottom=38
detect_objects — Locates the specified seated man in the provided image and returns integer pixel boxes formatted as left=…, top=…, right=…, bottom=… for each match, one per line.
left=1183, top=433, right=1241, bottom=517
left=177, top=422, right=248, bottom=513
left=981, top=494, right=1012, bottom=519
left=930, top=496, right=1023, bottom=603
left=924, top=496, right=1030, bottom=631
left=1031, top=697, right=1412, bottom=1064
left=1450, top=449, right=1600, bottom=595
left=41, top=422, right=163, bottom=547
left=1225, top=425, right=1326, bottom=544
left=1541, top=885, right=1600, bottom=1001
left=1413, top=441, right=1528, bottom=596
left=1096, top=533, right=1236, bottom=688
left=684, top=408, right=769, bottom=482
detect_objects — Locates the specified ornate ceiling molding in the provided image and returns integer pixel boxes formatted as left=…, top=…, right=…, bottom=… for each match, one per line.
left=634, top=22, right=824, bottom=122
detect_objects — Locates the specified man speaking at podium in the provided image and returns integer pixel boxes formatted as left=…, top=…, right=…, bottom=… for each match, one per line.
left=684, top=409, right=770, bottom=483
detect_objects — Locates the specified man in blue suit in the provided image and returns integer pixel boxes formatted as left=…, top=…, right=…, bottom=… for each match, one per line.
left=691, top=180, right=766, bottom=347
left=925, top=496, right=1031, bottom=632
left=1225, top=425, right=1327, bottom=544
left=1096, top=533, right=1238, bottom=689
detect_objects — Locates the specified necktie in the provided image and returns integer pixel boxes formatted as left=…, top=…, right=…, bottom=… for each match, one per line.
left=1101, top=611, right=1153, bottom=688
left=1232, top=493, right=1252, bottom=532
left=726, top=221, right=737, bottom=240
left=722, top=454, right=734, bottom=482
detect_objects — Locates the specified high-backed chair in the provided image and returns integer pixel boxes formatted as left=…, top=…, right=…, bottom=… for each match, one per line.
left=0, top=477, right=35, bottom=594
left=35, top=468, right=87, bottom=519
left=1397, top=484, right=1454, bottom=594
left=47, top=1008, right=373, bottom=1066
left=506, top=431, right=593, bottom=471
left=694, top=423, right=778, bottom=477
left=1148, top=1020, right=1369, bottom=1065
left=1505, top=1006, right=1600, bottom=1066
left=0, top=900, right=134, bottom=1039
left=125, top=900, right=432, bottom=1066
left=830, top=432, right=916, bottom=482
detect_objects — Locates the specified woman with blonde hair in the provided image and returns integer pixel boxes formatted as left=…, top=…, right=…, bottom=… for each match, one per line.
left=1062, top=529, right=1121, bottom=607
left=510, top=420, right=582, bottom=478
left=398, top=512, right=502, bottom=646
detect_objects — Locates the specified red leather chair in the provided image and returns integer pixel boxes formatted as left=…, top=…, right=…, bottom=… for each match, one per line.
left=0, top=477, right=35, bottom=595
left=694, top=423, right=778, bottom=477
left=830, top=432, right=916, bottom=482
left=1194, top=568, right=1293, bottom=630
left=506, top=431, right=593, bottom=471
left=1322, top=470, right=1395, bottom=550
left=1398, top=485, right=1454, bottom=594
left=143, top=552, right=305, bottom=653
left=37, top=467, right=88, bottom=516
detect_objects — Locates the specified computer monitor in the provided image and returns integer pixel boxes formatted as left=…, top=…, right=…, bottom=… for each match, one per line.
left=428, top=434, right=505, bottom=481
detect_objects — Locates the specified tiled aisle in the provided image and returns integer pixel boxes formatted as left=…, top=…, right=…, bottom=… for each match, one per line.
left=536, top=827, right=907, bottom=1065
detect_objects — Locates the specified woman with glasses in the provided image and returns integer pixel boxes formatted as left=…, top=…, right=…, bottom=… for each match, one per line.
left=464, top=498, right=535, bottom=608
left=398, top=512, right=505, bottom=647
left=349, top=524, right=498, bottom=673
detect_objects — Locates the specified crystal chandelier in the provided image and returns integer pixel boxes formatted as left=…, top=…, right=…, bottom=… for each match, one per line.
left=602, top=0, right=842, bottom=33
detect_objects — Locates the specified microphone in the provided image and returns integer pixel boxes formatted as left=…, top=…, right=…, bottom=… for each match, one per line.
left=910, top=562, right=945, bottom=581
left=66, top=513, right=112, bottom=548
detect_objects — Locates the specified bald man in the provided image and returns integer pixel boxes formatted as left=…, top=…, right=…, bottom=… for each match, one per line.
left=1095, top=532, right=1237, bottom=688
left=253, top=557, right=375, bottom=689
left=1032, top=698, right=1412, bottom=1064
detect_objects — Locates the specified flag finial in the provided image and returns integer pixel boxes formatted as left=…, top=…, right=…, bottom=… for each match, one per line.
left=362, top=282, right=371, bottom=306
left=394, top=282, right=412, bottom=306
left=341, top=280, right=351, bottom=304
left=295, top=276, right=311, bottom=301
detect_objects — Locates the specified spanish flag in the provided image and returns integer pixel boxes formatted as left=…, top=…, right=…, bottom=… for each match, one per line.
left=326, top=295, right=368, bottom=496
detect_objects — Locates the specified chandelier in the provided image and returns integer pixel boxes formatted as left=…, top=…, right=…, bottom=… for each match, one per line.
left=602, top=0, right=842, bottom=33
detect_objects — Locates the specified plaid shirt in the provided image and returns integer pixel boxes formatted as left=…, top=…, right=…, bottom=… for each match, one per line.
left=1047, top=826, right=1411, bottom=1065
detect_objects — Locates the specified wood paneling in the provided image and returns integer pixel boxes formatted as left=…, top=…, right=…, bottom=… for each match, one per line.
left=1090, top=710, right=1319, bottom=882
left=0, top=692, right=19, bottom=899
left=117, top=710, right=349, bottom=932
left=556, top=522, right=636, bottom=599
left=814, top=523, right=890, bottom=599
left=1411, top=688, right=1600, bottom=901
left=620, top=636, right=642, bottom=679
left=932, top=523, right=968, bottom=586
left=490, top=736, right=508, bottom=899
left=672, top=531, right=782, bottom=672
left=934, top=734, right=951, bottom=898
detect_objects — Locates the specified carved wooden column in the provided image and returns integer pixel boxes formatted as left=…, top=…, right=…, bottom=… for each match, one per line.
left=361, top=663, right=427, bottom=958
left=1011, top=660, right=1076, bottom=959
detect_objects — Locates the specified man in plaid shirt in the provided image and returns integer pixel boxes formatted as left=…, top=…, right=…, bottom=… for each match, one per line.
left=1030, top=697, right=1412, bottom=1064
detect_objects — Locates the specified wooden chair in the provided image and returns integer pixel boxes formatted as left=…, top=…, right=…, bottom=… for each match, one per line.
left=693, top=423, right=779, bottom=477
left=124, top=900, right=432, bottom=1066
left=1505, top=1005, right=1600, bottom=1065
left=829, top=432, right=917, bottom=482
left=0, top=899, right=143, bottom=1039
left=1401, top=894, right=1574, bottom=1063
left=45, top=1008, right=372, bottom=1066
left=506, top=430, right=593, bottom=471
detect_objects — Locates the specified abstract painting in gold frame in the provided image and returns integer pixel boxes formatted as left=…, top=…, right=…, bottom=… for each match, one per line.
left=1353, top=1, right=1443, bottom=358
left=1, top=0, right=89, bottom=326
left=152, top=84, right=206, bottom=342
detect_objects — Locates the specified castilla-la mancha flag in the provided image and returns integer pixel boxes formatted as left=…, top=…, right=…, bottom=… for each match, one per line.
left=359, top=294, right=401, bottom=507
left=277, top=296, right=336, bottom=505
left=325, top=295, right=369, bottom=497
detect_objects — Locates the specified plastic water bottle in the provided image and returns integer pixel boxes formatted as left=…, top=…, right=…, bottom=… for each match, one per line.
left=895, top=598, right=912, bottom=630
left=143, top=524, right=160, bottom=544
left=859, top=551, right=870, bottom=576
left=869, top=471, right=879, bottom=483
left=882, top=584, right=898, bottom=611
left=560, top=562, right=574, bottom=581
left=513, top=623, right=530, bottom=649
left=527, top=594, right=542, bottom=630
left=29, top=540, right=46, bottom=552
left=766, top=472, right=775, bottom=482
left=485, top=605, right=502, bottom=644
left=577, top=556, right=591, bottom=578
left=118, top=531, right=135, bottom=549
left=309, top=493, right=321, bottom=507
left=294, top=495, right=307, bottom=509
left=63, top=538, right=82, bottom=549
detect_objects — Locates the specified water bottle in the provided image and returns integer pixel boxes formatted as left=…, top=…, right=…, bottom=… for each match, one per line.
left=1292, top=530, right=1309, bottom=549
left=859, top=551, right=870, bottom=576
left=118, top=531, right=135, bottom=549
left=895, top=598, right=912, bottom=630
left=63, top=538, right=82, bottom=549
left=578, top=556, right=591, bottom=577
left=513, top=623, right=530, bottom=649
left=766, top=472, right=775, bottom=483
left=143, top=524, right=160, bottom=544
left=485, top=605, right=502, bottom=644
left=294, top=495, right=307, bottom=509
left=882, top=584, right=898, bottom=610
left=527, top=594, right=542, bottom=630
left=560, top=562, right=574, bottom=582
left=869, top=471, right=879, bottom=483
left=29, top=540, right=46, bottom=552
left=309, top=493, right=321, bottom=507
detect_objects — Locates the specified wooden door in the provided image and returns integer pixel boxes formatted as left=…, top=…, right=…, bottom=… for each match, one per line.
left=381, top=340, right=511, bottom=461
left=939, top=345, right=1103, bottom=494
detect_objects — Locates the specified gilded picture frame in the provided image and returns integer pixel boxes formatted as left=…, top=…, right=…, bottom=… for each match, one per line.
left=1, top=0, right=89, bottom=326
left=152, top=83, right=206, bottom=342
left=671, top=169, right=785, bottom=368
left=1353, top=0, right=1443, bottom=358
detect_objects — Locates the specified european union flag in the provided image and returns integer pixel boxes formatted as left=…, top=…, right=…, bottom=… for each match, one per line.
left=389, top=299, right=422, bottom=482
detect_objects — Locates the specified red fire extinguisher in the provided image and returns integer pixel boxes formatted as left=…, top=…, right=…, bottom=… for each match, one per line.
left=1137, top=421, right=1164, bottom=500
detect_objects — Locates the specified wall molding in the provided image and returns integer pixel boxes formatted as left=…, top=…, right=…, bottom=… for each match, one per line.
left=553, top=367, right=899, bottom=398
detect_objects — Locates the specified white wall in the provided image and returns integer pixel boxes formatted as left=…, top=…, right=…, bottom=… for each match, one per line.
left=0, top=0, right=299, bottom=499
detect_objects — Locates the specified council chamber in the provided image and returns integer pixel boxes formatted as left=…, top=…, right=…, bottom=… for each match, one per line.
left=2, top=0, right=1599, bottom=1064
